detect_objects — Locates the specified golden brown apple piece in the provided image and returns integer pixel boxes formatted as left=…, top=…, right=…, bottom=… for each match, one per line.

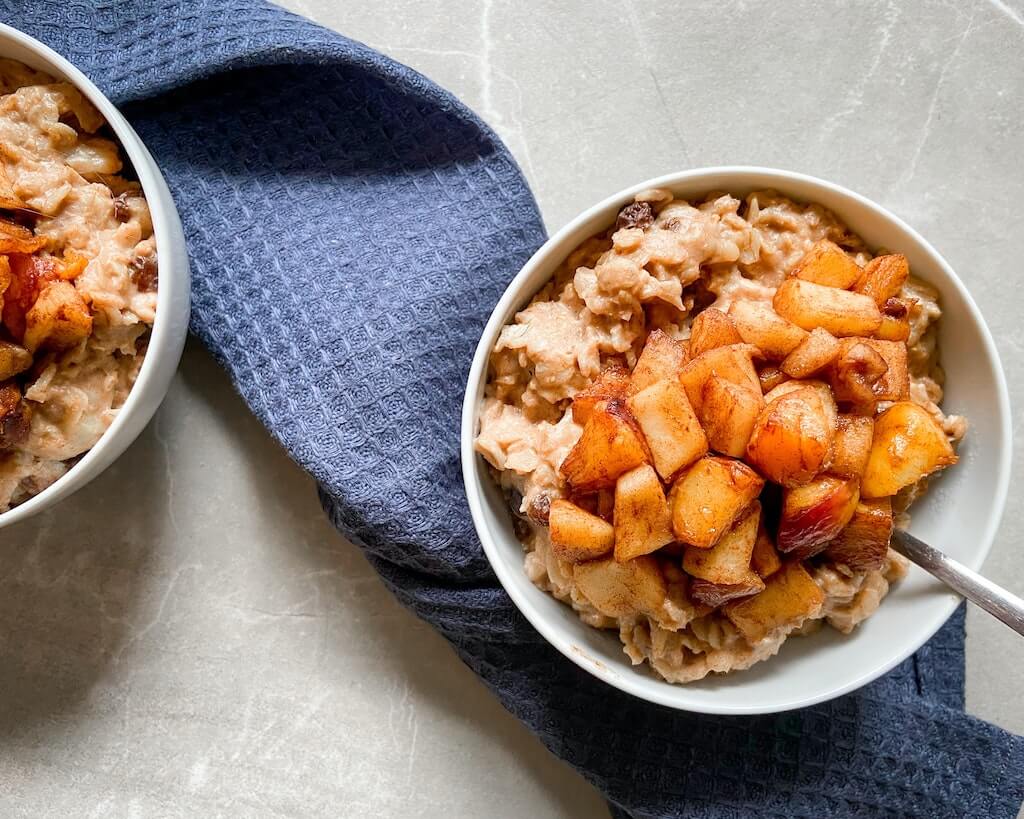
left=683, top=501, right=761, bottom=583
left=549, top=499, right=615, bottom=563
left=627, top=379, right=708, bottom=480
left=688, top=308, right=743, bottom=358
left=790, top=239, right=863, bottom=289
left=773, top=278, right=882, bottom=337
left=757, top=365, right=787, bottom=393
left=828, top=339, right=888, bottom=405
left=824, top=497, right=893, bottom=573
left=728, top=300, right=808, bottom=360
left=724, top=561, right=825, bottom=645
left=854, top=253, right=909, bottom=307
left=690, top=576, right=765, bottom=608
left=777, top=475, right=860, bottom=560
left=559, top=399, right=650, bottom=492
left=875, top=298, right=914, bottom=342
left=23, top=280, right=92, bottom=353
left=780, top=327, right=841, bottom=378
left=630, top=329, right=687, bottom=394
left=572, top=362, right=631, bottom=424
left=678, top=343, right=760, bottom=412
left=861, top=401, right=957, bottom=498
left=614, top=464, right=674, bottom=561
left=863, top=339, right=909, bottom=401
left=750, top=521, right=782, bottom=579
left=827, top=414, right=874, bottom=479
left=0, top=340, right=31, bottom=382
left=698, top=376, right=764, bottom=458
left=746, top=385, right=837, bottom=487
left=669, top=455, right=764, bottom=548
left=572, top=555, right=667, bottom=618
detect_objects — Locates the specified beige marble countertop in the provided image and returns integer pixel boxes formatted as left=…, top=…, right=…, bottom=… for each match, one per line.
left=2, top=1, right=1022, bottom=816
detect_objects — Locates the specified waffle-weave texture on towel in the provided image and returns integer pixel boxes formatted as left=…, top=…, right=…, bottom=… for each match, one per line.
left=10, top=2, right=1024, bottom=816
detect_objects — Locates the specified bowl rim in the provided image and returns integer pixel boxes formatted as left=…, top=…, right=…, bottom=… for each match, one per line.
left=0, top=24, right=189, bottom=528
left=460, top=165, right=1012, bottom=714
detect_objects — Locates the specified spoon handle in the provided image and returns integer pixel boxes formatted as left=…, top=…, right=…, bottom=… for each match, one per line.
left=891, top=529, right=1024, bottom=638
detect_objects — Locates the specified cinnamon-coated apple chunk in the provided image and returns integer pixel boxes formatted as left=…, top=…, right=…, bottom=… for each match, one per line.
left=629, top=329, right=687, bottom=394
left=780, top=327, right=841, bottom=378
left=724, top=561, right=825, bottom=645
left=861, top=401, right=957, bottom=498
left=572, top=362, right=630, bottom=424
left=750, top=521, right=782, bottom=579
left=688, top=308, right=743, bottom=357
left=757, top=365, right=787, bottom=393
left=572, top=555, right=667, bottom=618
left=549, top=499, right=614, bottom=563
left=773, top=278, right=882, bottom=337
left=627, top=379, right=708, bottom=480
left=559, top=399, right=649, bottom=492
left=777, top=475, right=860, bottom=560
left=689, top=576, right=765, bottom=608
left=683, top=501, right=761, bottom=584
left=875, top=298, right=914, bottom=342
left=854, top=253, right=909, bottom=307
left=698, top=376, right=764, bottom=458
left=728, top=300, right=808, bottom=360
left=861, top=338, right=909, bottom=401
left=828, top=339, right=888, bottom=404
left=827, top=414, right=874, bottom=478
left=745, top=385, right=837, bottom=487
left=824, top=497, right=893, bottom=572
left=678, top=343, right=760, bottom=411
left=613, top=464, right=674, bottom=561
left=669, top=456, right=764, bottom=548
left=790, top=239, right=863, bottom=289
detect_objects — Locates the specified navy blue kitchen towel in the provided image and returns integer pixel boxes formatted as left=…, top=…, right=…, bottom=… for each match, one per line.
left=9, top=2, right=1024, bottom=816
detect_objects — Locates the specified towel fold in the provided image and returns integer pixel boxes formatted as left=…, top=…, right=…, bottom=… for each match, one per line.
left=12, top=2, right=1024, bottom=815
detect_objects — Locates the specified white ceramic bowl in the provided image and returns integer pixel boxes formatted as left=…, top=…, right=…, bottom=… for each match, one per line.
left=0, top=25, right=190, bottom=530
left=461, top=167, right=1011, bottom=714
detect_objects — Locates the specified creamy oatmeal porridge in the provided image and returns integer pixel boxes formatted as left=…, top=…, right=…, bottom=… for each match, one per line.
left=475, top=187, right=964, bottom=683
left=0, top=59, right=156, bottom=512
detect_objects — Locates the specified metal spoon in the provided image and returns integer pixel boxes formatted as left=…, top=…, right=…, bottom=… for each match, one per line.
left=890, top=529, right=1024, bottom=637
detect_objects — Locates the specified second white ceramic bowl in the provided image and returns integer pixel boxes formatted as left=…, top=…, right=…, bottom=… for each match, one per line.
left=0, top=25, right=190, bottom=530
left=462, top=167, right=1011, bottom=714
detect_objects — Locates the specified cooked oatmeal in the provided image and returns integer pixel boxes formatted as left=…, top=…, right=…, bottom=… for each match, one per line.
left=0, top=59, right=156, bottom=512
left=476, top=187, right=963, bottom=683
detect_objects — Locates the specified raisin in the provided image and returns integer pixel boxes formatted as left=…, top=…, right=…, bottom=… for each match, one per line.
left=112, top=193, right=131, bottom=222
left=130, top=253, right=158, bottom=292
left=615, top=201, right=654, bottom=231
left=882, top=298, right=907, bottom=318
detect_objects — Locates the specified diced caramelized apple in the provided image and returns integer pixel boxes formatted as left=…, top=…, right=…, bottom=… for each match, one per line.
left=790, top=239, right=863, bottom=289
left=669, top=456, right=764, bottom=548
left=688, top=308, right=743, bottom=357
left=573, top=555, right=667, bottom=618
left=613, top=464, right=674, bottom=561
left=855, top=254, right=909, bottom=306
left=22, top=280, right=92, bottom=353
left=627, top=379, right=708, bottom=480
left=698, top=376, right=764, bottom=458
left=758, top=365, right=787, bottom=393
left=780, top=327, right=841, bottom=378
left=875, top=298, right=913, bottom=342
left=572, top=363, right=630, bottom=424
left=549, top=499, right=614, bottom=563
left=773, top=278, right=882, bottom=337
left=630, top=329, right=686, bottom=394
left=559, top=400, right=650, bottom=492
left=830, top=338, right=908, bottom=403
left=750, top=521, right=782, bottom=578
left=683, top=502, right=761, bottom=584
left=861, top=401, right=957, bottom=498
left=690, top=576, right=765, bottom=608
left=678, top=343, right=760, bottom=412
left=746, top=386, right=837, bottom=487
left=728, top=300, right=808, bottom=359
left=777, top=475, right=860, bottom=560
left=864, top=339, right=909, bottom=401
left=824, top=498, right=893, bottom=572
left=828, top=414, right=874, bottom=478
left=724, top=561, right=825, bottom=645
left=0, top=339, right=32, bottom=381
